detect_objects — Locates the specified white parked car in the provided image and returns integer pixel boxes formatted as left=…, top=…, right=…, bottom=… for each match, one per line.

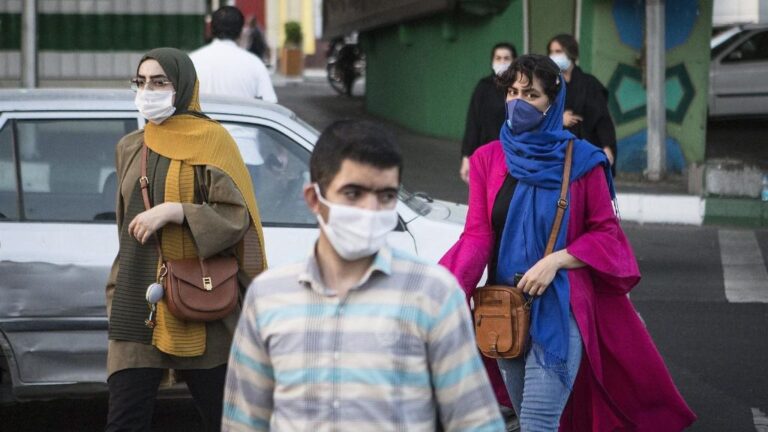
left=0, top=89, right=466, bottom=402
left=709, top=23, right=768, bottom=117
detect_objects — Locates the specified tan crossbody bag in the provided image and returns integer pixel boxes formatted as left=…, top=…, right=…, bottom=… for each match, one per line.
left=472, top=140, right=573, bottom=359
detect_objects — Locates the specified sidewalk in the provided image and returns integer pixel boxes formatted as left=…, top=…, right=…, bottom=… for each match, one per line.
left=272, top=75, right=768, bottom=228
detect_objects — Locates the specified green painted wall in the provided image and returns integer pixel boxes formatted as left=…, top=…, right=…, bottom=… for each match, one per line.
left=363, top=4, right=524, bottom=140
left=363, top=0, right=712, bottom=170
left=0, top=13, right=203, bottom=51
left=528, top=0, right=576, bottom=54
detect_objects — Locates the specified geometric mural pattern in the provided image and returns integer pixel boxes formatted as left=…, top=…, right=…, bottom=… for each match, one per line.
left=607, top=63, right=695, bottom=124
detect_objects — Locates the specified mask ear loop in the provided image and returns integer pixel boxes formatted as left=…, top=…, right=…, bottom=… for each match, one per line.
left=543, top=74, right=562, bottom=118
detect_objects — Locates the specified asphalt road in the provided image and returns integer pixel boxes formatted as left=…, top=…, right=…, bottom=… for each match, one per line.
left=2, top=80, right=766, bottom=432
left=4, top=223, right=765, bottom=431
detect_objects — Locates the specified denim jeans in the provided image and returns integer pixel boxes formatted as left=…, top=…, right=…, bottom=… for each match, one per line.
left=496, top=311, right=582, bottom=432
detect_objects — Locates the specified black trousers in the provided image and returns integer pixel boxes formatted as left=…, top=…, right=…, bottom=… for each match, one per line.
left=105, top=365, right=227, bottom=432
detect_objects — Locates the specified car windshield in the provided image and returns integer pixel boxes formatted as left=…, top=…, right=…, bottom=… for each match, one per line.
left=711, top=27, right=744, bottom=58
left=711, top=26, right=742, bottom=49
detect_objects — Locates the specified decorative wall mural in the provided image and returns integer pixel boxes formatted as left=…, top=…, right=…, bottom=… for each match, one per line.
left=616, top=130, right=686, bottom=173
left=607, top=63, right=695, bottom=124
left=612, top=0, right=700, bottom=50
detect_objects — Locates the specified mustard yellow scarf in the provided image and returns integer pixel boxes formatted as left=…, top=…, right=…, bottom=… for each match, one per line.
left=145, top=86, right=266, bottom=356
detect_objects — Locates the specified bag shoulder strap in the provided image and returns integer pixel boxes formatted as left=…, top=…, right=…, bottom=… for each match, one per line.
left=139, top=143, right=209, bottom=277
left=544, top=139, right=574, bottom=256
left=139, top=142, right=152, bottom=212
left=139, top=143, right=167, bottom=263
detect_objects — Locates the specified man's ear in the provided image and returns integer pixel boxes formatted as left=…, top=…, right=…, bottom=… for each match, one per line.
left=303, top=183, right=320, bottom=215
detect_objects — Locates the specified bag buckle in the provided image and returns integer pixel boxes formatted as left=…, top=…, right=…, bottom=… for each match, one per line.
left=557, top=198, right=568, bottom=209
left=139, top=176, right=150, bottom=189
left=202, top=276, right=213, bottom=291
left=489, top=333, right=499, bottom=356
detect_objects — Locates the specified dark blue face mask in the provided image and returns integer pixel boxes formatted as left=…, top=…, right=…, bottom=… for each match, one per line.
left=505, top=99, right=547, bottom=135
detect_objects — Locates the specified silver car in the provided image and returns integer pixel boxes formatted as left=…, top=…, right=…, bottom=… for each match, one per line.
left=0, top=89, right=466, bottom=402
left=709, top=23, right=768, bottom=117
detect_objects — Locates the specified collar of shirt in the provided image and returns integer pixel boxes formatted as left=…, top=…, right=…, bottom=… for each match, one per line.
left=297, top=245, right=393, bottom=297
left=211, top=38, right=239, bottom=48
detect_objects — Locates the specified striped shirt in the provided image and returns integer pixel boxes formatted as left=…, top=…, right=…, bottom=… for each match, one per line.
left=222, top=246, right=504, bottom=431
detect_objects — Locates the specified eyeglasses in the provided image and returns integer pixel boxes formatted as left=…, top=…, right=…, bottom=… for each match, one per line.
left=130, top=76, right=173, bottom=92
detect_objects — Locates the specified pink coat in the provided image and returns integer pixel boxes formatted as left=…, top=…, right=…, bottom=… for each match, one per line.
left=439, top=141, right=696, bottom=431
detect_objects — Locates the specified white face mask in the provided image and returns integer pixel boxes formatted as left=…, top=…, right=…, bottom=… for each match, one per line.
left=135, top=89, right=176, bottom=124
left=492, top=62, right=511, bottom=76
left=313, top=184, right=398, bottom=261
left=549, top=53, right=572, bottom=72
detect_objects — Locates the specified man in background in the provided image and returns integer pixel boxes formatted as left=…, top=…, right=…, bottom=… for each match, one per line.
left=191, top=6, right=277, bottom=103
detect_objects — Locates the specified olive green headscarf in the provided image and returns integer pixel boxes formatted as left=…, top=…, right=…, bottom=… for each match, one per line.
left=138, top=47, right=202, bottom=116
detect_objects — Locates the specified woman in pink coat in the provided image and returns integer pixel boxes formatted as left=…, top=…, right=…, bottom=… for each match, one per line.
left=440, top=54, right=695, bottom=431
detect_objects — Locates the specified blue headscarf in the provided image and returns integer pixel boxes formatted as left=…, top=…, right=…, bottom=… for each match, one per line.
left=497, top=75, right=614, bottom=385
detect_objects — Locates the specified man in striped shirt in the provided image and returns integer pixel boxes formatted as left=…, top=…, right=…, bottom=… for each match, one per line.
left=222, top=120, right=504, bottom=431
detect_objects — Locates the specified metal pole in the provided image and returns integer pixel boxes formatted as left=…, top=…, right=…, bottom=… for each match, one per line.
left=21, top=0, right=38, bottom=88
left=646, top=0, right=666, bottom=181
left=523, top=0, right=530, bottom=54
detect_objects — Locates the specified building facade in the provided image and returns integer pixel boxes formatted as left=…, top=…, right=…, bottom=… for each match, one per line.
left=340, top=0, right=714, bottom=174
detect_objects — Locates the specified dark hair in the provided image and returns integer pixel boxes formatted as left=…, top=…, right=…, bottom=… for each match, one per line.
left=490, top=42, right=518, bottom=60
left=497, top=54, right=561, bottom=102
left=211, top=6, right=244, bottom=40
left=310, top=120, right=403, bottom=192
left=547, top=33, right=579, bottom=61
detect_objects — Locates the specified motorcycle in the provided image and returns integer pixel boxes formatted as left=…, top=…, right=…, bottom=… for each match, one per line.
left=326, top=33, right=366, bottom=96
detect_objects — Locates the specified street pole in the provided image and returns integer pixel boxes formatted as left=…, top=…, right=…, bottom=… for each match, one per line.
left=646, top=0, right=666, bottom=181
left=21, top=0, right=38, bottom=88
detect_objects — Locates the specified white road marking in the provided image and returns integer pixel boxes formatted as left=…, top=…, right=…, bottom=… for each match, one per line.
left=719, top=230, right=768, bottom=303
left=753, top=407, right=768, bottom=432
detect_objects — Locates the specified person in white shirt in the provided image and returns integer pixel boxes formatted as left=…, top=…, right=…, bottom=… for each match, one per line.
left=190, top=6, right=277, bottom=103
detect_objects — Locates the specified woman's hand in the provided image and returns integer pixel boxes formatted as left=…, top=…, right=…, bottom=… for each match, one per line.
left=518, top=250, right=585, bottom=296
left=603, top=146, right=615, bottom=166
left=128, top=202, right=184, bottom=244
left=460, top=156, right=470, bottom=184
left=518, top=254, right=560, bottom=296
left=563, top=110, right=583, bottom=128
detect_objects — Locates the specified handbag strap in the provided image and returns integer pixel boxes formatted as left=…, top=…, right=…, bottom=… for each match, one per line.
left=543, top=139, right=574, bottom=257
left=140, top=143, right=212, bottom=287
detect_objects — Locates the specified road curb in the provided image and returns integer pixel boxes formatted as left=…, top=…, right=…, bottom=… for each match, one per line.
left=617, top=193, right=704, bottom=225
left=616, top=193, right=768, bottom=227
left=704, top=197, right=768, bottom=228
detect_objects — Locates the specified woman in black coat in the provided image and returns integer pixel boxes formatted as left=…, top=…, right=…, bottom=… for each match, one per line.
left=548, top=34, right=617, bottom=175
left=460, top=42, right=517, bottom=183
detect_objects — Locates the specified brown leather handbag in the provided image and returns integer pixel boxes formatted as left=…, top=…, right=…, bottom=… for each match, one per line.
left=472, top=140, right=573, bottom=359
left=140, top=144, right=239, bottom=322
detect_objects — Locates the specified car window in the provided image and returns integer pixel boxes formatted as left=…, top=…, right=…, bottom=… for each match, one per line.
left=221, top=122, right=315, bottom=226
left=711, top=31, right=744, bottom=59
left=0, top=122, right=18, bottom=220
left=723, top=31, right=768, bottom=63
left=14, top=118, right=135, bottom=222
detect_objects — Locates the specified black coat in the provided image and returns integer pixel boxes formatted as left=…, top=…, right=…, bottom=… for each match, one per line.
left=462, top=74, right=507, bottom=157
left=564, top=66, right=617, bottom=162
